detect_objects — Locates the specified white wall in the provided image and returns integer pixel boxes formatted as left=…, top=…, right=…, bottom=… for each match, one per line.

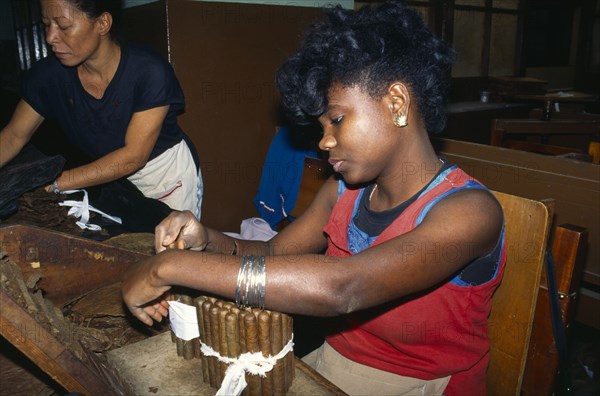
left=124, top=0, right=353, bottom=9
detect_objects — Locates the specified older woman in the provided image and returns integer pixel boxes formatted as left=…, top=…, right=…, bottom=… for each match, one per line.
left=122, top=1, right=504, bottom=394
left=0, top=0, right=202, bottom=231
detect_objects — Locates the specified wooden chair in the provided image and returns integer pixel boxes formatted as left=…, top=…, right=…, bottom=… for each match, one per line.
left=273, top=156, right=332, bottom=231
left=490, top=118, right=600, bottom=163
left=288, top=157, right=333, bottom=220
left=486, top=192, right=552, bottom=396
left=521, top=223, right=588, bottom=396
left=529, top=108, right=600, bottom=121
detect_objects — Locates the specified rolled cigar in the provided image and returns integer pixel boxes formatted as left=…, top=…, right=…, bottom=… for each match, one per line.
left=257, top=311, right=274, bottom=396
left=180, top=295, right=195, bottom=360
left=244, top=312, right=262, bottom=396
left=202, top=300, right=217, bottom=387
left=282, top=313, right=290, bottom=390
left=238, top=310, right=250, bottom=396
left=238, top=310, right=248, bottom=354
left=225, top=312, right=243, bottom=395
left=218, top=308, right=230, bottom=381
left=194, top=296, right=207, bottom=353
left=210, top=305, right=222, bottom=385
left=195, top=296, right=209, bottom=382
left=270, top=311, right=285, bottom=395
left=286, top=314, right=295, bottom=382
left=225, top=311, right=240, bottom=359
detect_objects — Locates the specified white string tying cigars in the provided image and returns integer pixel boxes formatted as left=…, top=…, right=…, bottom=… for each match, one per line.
left=58, top=189, right=122, bottom=231
left=168, top=300, right=294, bottom=396
left=201, top=337, right=294, bottom=396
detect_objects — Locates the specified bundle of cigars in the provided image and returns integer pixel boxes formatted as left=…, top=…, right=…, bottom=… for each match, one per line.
left=171, top=294, right=295, bottom=395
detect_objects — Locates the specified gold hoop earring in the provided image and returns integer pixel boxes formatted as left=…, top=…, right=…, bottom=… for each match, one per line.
left=393, top=111, right=408, bottom=128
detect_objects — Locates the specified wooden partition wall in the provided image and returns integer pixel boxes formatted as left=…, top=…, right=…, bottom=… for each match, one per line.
left=122, top=0, right=323, bottom=231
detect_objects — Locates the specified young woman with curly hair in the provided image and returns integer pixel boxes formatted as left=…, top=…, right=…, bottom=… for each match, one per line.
left=123, top=2, right=504, bottom=394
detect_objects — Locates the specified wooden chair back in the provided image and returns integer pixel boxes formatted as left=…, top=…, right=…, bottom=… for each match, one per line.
left=521, top=223, right=588, bottom=395
left=529, top=108, right=600, bottom=121
left=289, top=157, right=333, bottom=219
left=490, top=118, right=600, bottom=163
left=487, top=192, right=552, bottom=396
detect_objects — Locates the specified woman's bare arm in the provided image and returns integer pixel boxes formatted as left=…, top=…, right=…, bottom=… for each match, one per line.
left=123, top=188, right=502, bottom=326
left=0, top=100, right=44, bottom=168
left=49, top=105, right=169, bottom=191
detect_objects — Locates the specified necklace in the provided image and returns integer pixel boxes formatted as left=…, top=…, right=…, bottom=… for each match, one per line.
left=369, top=159, right=443, bottom=203
left=369, top=184, right=378, bottom=202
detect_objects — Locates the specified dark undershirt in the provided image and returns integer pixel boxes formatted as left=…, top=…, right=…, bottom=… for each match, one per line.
left=353, top=160, right=499, bottom=285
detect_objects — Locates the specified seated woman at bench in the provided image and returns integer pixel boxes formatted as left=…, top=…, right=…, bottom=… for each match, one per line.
left=123, top=1, right=505, bottom=395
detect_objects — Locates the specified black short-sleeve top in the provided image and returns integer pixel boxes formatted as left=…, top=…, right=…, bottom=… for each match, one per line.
left=21, top=43, right=186, bottom=161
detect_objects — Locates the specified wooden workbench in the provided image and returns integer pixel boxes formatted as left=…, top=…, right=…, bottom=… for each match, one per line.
left=107, top=331, right=346, bottom=396
left=0, top=224, right=346, bottom=395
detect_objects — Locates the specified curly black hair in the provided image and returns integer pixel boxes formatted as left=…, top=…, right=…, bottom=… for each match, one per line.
left=276, top=0, right=455, bottom=135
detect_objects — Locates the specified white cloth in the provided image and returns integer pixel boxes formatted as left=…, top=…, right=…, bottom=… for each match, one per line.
left=224, top=217, right=278, bottom=241
left=59, top=189, right=122, bottom=231
left=128, top=139, right=203, bottom=219
left=303, top=342, right=450, bottom=396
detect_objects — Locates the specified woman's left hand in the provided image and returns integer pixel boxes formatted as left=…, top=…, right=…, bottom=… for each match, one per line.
left=122, top=255, right=172, bottom=326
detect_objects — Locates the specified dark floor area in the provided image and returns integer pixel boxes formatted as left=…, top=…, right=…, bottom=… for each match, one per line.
left=569, top=322, right=600, bottom=395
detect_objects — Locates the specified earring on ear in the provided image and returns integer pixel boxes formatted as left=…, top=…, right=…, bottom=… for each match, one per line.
left=393, top=111, right=408, bottom=128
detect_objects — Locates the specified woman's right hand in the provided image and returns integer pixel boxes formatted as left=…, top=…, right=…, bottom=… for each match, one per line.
left=154, top=210, right=208, bottom=253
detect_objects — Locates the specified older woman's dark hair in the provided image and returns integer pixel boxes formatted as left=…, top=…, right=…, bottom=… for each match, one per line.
left=276, top=0, right=455, bottom=134
left=68, top=0, right=123, bottom=40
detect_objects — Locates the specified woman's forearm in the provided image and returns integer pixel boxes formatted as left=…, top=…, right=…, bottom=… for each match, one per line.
left=0, top=100, right=44, bottom=168
left=0, top=131, right=24, bottom=168
left=204, top=228, right=271, bottom=256
left=151, top=249, right=345, bottom=316
left=54, top=148, right=146, bottom=190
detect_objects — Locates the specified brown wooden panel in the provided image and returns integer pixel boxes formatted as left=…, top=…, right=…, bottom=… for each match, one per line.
left=121, top=0, right=169, bottom=58
left=166, top=0, right=323, bottom=231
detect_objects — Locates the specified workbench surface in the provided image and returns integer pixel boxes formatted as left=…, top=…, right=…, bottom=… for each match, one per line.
left=106, top=331, right=347, bottom=396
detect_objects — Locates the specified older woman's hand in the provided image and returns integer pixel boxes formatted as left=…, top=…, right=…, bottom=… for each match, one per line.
left=154, top=210, right=208, bottom=253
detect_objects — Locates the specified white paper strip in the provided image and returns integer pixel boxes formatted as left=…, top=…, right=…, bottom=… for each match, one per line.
left=168, top=300, right=200, bottom=341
